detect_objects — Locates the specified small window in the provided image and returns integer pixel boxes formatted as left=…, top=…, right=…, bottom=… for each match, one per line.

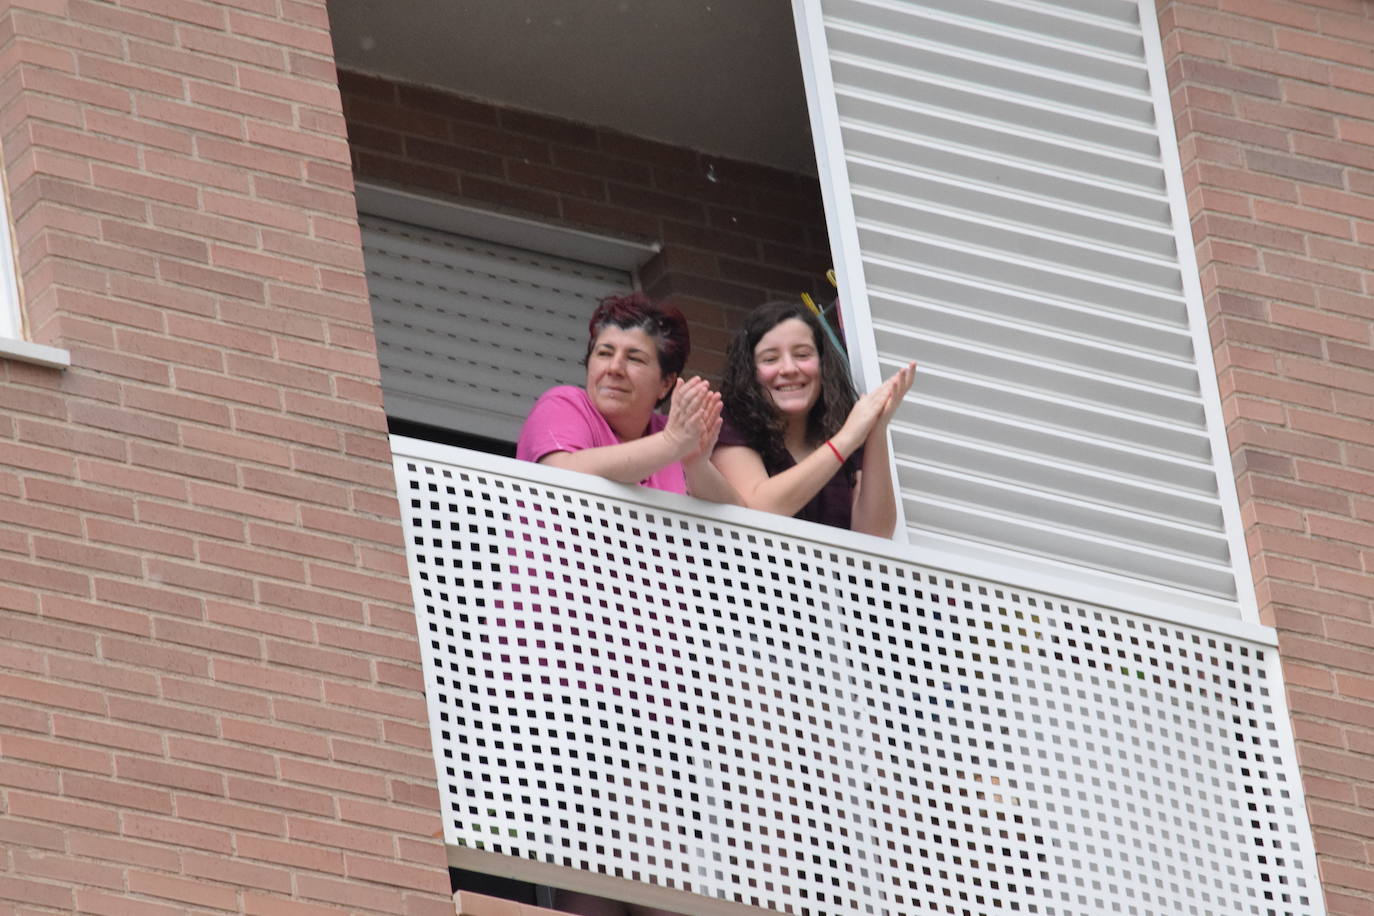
left=0, top=180, right=68, bottom=368
left=358, top=187, right=654, bottom=455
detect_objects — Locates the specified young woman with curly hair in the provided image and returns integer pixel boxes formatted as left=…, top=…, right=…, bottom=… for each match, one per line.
left=712, top=300, right=914, bottom=536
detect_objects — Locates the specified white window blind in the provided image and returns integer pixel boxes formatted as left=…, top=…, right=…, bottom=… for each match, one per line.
left=362, top=214, right=632, bottom=443
left=797, top=0, right=1244, bottom=603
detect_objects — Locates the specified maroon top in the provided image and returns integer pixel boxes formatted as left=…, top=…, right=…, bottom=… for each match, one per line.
left=717, top=420, right=860, bottom=530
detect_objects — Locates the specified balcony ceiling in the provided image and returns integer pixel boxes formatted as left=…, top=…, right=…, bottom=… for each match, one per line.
left=326, top=0, right=816, bottom=174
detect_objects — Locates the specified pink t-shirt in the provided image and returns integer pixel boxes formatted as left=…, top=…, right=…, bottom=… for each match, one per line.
left=516, top=386, right=687, bottom=494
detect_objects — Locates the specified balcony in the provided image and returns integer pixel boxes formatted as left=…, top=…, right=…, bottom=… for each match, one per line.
left=391, top=436, right=1324, bottom=916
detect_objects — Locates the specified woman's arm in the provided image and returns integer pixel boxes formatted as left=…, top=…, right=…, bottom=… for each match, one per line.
left=680, top=402, right=742, bottom=505
left=539, top=377, right=713, bottom=484
left=712, top=362, right=915, bottom=528
left=711, top=441, right=850, bottom=517
left=849, top=362, right=916, bottom=537
left=539, top=431, right=688, bottom=483
left=711, top=370, right=890, bottom=516
left=850, top=446, right=894, bottom=537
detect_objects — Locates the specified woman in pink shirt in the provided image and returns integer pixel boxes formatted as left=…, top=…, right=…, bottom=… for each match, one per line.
left=517, top=293, right=737, bottom=504
left=516, top=294, right=727, bottom=916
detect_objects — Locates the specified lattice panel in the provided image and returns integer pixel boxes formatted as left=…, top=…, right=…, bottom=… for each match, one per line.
left=847, top=574, right=1318, bottom=916
left=394, top=446, right=1322, bottom=916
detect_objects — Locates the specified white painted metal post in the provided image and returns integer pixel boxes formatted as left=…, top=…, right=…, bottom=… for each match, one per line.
left=790, top=0, right=911, bottom=543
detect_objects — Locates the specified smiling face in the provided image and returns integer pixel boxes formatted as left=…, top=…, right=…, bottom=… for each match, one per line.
left=753, top=317, right=821, bottom=421
left=585, top=325, right=674, bottom=440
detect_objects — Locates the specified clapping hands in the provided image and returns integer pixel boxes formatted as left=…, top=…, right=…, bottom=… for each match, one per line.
left=836, top=361, right=917, bottom=451
left=875, top=361, right=916, bottom=425
left=665, top=376, right=724, bottom=464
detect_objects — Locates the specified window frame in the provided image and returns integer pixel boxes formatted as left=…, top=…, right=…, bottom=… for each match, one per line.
left=354, top=183, right=658, bottom=274
left=789, top=0, right=1259, bottom=622
left=356, top=182, right=659, bottom=449
left=0, top=176, right=69, bottom=368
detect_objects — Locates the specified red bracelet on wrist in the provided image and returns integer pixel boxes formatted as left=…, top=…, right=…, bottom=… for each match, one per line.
left=825, top=439, right=844, bottom=464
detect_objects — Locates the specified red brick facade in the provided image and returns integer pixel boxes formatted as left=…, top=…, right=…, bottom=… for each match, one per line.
left=0, top=1, right=447, bottom=914
left=338, top=71, right=833, bottom=379
left=454, top=891, right=559, bottom=916
left=1158, top=1, right=1374, bottom=911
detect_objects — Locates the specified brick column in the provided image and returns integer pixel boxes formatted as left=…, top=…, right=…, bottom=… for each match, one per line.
left=454, top=891, right=561, bottom=916
left=1157, top=1, right=1374, bottom=911
left=0, top=2, right=448, bottom=914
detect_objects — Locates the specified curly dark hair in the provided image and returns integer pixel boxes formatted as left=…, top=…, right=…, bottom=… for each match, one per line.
left=584, top=292, right=690, bottom=378
left=720, top=300, right=856, bottom=473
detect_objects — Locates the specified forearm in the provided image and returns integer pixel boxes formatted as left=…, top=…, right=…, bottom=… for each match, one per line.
left=851, top=429, right=897, bottom=537
left=720, top=446, right=849, bottom=517
left=682, top=457, right=742, bottom=505
left=539, top=431, right=685, bottom=484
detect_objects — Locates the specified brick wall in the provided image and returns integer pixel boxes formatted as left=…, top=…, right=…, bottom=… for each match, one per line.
left=338, top=71, right=833, bottom=379
left=453, top=890, right=558, bottom=916
left=1157, top=1, right=1374, bottom=911
left=0, top=2, right=448, bottom=915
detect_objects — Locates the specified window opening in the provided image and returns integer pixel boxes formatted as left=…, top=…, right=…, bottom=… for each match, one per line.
left=0, top=166, right=68, bottom=368
left=361, top=211, right=635, bottom=452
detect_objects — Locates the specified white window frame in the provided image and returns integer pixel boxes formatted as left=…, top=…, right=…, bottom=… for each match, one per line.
left=0, top=177, right=69, bottom=368
left=356, top=181, right=661, bottom=447
left=1137, top=0, right=1259, bottom=624
left=354, top=183, right=659, bottom=275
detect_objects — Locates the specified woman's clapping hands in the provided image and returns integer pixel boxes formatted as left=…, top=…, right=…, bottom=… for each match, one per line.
left=833, top=361, right=916, bottom=453
left=664, top=376, right=725, bottom=464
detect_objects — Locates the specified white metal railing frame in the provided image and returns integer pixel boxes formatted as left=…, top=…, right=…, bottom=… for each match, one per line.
left=391, top=436, right=1324, bottom=916
left=394, top=435, right=1253, bottom=637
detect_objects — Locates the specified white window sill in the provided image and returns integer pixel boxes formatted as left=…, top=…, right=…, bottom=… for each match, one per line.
left=0, top=336, right=70, bottom=368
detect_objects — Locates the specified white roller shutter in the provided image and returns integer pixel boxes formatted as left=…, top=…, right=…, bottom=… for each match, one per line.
left=797, top=0, right=1245, bottom=602
left=362, top=214, right=632, bottom=443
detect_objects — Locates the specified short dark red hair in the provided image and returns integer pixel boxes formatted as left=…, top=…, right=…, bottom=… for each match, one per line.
left=585, top=292, right=690, bottom=378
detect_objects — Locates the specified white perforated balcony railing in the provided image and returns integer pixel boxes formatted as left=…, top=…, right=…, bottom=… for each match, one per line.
left=391, top=437, right=1323, bottom=916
